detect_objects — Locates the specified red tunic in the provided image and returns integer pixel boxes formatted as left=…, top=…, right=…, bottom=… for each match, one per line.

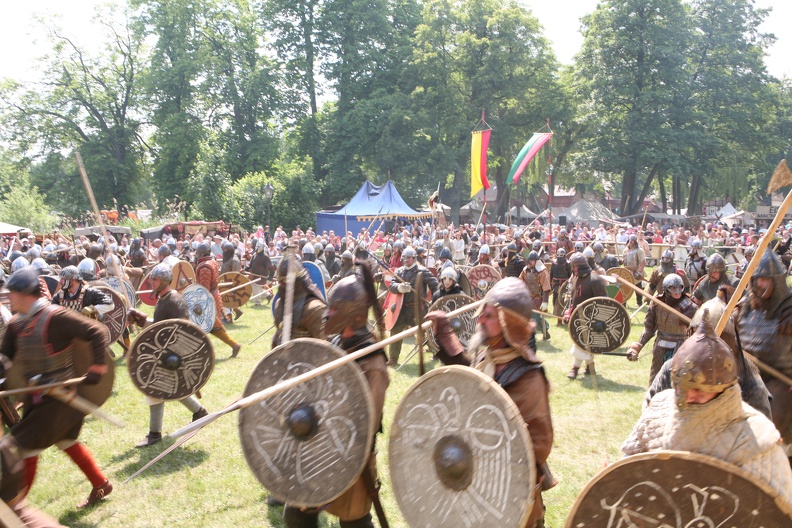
left=195, top=257, right=224, bottom=329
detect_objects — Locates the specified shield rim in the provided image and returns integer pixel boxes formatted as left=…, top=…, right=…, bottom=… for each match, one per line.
left=565, top=450, right=792, bottom=527
left=170, top=261, right=196, bottom=293
left=302, top=261, right=327, bottom=301
left=238, top=338, right=375, bottom=507
left=389, top=365, right=535, bottom=528
left=457, top=272, right=473, bottom=297
left=181, top=283, right=217, bottom=334
left=426, top=294, right=475, bottom=352
left=137, top=273, right=159, bottom=307
left=127, top=318, right=215, bottom=401
left=568, top=296, right=631, bottom=354
left=92, top=285, right=128, bottom=344
left=606, top=267, right=635, bottom=302
left=466, top=264, right=502, bottom=300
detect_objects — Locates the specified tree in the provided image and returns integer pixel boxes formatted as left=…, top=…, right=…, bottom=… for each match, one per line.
left=0, top=172, right=58, bottom=233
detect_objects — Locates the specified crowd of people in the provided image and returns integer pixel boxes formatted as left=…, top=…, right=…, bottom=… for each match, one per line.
left=0, top=213, right=791, bottom=527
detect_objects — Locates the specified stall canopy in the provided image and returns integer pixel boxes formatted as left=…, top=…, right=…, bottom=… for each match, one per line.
left=0, top=222, right=30, bottom=236
left=74, top=225, right=132, bottom=241
left=316, top=180, right=432, bottom=234
left=537, top=200, right=614, bottom=225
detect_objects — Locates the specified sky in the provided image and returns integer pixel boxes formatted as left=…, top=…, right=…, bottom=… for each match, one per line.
left=0, top=0, right=789, bottom=82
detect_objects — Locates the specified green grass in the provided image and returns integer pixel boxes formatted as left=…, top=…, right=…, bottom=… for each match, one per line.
left=27, top=292, right=654, bottom=527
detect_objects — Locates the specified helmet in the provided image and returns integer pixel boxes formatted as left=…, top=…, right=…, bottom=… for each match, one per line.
left=256, top=239, right=266, bottom=252
left=222, top=241, right=235, bottom=253
left=31, top=258, right=50, bottom=275
left=88, top=243, right=103, bottom=260
left=556, top=248, right=566, bottom=258
left=744, top=246, right=756, bottom=258
left=434, top=240, right=443, bottom=249
left=324, top=275, right=369, bottom=335
left=302, top=243, right=315, bottom=255
left=149, top=262, right=173, bottom=283
left=439, top=247, right=452, bottom=260
left=6, top=267, right=41, bottom=296
left=662, top=273, right=684, bottom=294
left=558, top=229, right=567, bottom=237
left=393, top=241, right=406, bottom=252
left=506, top=242, right=517, bottom=253
left=582, top=247, right=594, bottom=259
left=60, top=265, right=82, bottom=282
left=569, top=252, right=590, bottom=275
left=158, top=245, right=172, bottom=258
left=628, top=234, right=638, bottom=245
left=341, top=250, right=353, bottom=260
left=105, top=254, right=123, bottom=277
left=479, top=245, right=490, bottom=256
left=661, top=249, right=674, bottom=264
left=671, top=313, right=737, bottom=409
left=479, top=278, right=536, bottom=350
left=415, top=246, right=426, bottom=255
left=440, top=267, right=457, bottom=281
left=527, top=251, right=540, bottom=262
left=325, top=244, right=335, bottom=256
left=277, top=258, right=307, bottom=282
left=0, top=268, right=5, bottom=286
left=592, top=242, right=604, bottom=253
left=314, top=242, right=323, bottom=254
left=753, top=248, right=785, bottom=278
left=11, top=257, right=29, bottom=272
left=8, top=250, right=24, bottom=263
left=402, top=246, right=417, bottom=259
left=77, top=258, right=98, bottom=280
left=574, top=241, right=584, bottom=252
left=691, top=239, right=702, bottom=250
left=195, top=242, right=211, bottom=259
left=532, top=240, right=542, bottom=252
left=706, top=253, right=726, bottom=273
left=26, top=246, right=41, bottom=260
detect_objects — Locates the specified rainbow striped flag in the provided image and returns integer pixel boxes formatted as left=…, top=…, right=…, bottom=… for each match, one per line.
left=471, top=129, right=492, bottom=198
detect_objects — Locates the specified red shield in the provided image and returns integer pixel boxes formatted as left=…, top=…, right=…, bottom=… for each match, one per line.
left=137, top=275, right=159, bottom=307
left=383, top=291, right=404, bottom=331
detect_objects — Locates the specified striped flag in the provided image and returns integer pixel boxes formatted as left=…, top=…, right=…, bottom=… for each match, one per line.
left=508, top=132, right=552, bottom=185
left=471, top=129, right=492, bottom=198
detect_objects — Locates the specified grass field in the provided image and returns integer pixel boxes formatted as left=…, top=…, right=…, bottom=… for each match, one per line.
left=27, top=290, right=655, bottom=528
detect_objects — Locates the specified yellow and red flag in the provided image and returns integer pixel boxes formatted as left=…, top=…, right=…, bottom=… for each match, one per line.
left=471, top=129, right=491, bottom=198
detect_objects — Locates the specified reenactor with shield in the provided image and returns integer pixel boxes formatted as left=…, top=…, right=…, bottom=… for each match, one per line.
left=194, top=243, right=242, bottom=357
left=648, top=249, right=689, bottom=296
left=520, top=251, right=551, bottom=340
left=550, top=248, right=572, bottom=323
left=627, top=274, right=698, bottom=384
left=684, top=238, right=708, bottom=282
left=622, top=234, right=647, bottom=305
left=564, top=252, right=608, bottom=379
left=692, top=253, right=735, bottom=305
left=52, top=265, right=114, bottom=319
left=0, top=268, right=113, bottom=508
left=272, top=258, right=326, bottom=346
left=432, top=266, right=463, bottom=302
left=127, top=263, right=209, bottom=447
left=426, top=278, right=554, bottom=527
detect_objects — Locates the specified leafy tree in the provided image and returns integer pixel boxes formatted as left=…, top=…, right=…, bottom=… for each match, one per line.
left=0, top=172, right=58, bottom=232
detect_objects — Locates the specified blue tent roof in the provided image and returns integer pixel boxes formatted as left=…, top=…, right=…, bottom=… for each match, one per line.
left=316, top=180, right=431, bottom=234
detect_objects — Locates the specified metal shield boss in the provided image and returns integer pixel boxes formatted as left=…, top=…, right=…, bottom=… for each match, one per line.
left=383, top=290, right=403, bottom=331
left=466, top=264, right=501, bottom=300
left=218, top=271, right=252, bottom=309
left=566, top=451, right=792, bottom=528
left=426, top=294, right=477, bottom=353
left=127, top=319, right=214, bottom=400
left=92, top=285, right=127, bottom=345
left=569, top=296, right=630, bottom=354
left=605, top=267, right=635, bottom=302
left=389, top=366, right=535, bottom=528
left=238, top=338, right=374, bottom=507
left=170, top=260, right=195, bottom=293
left=181, top=284, right=217, bottom=334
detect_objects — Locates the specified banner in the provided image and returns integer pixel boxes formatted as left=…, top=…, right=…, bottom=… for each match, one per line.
left=471, top=129, right=492, bottom=198
left=508, top=132, right=552, bottom=185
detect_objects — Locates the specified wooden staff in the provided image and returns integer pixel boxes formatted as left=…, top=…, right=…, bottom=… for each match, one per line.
left=169, top=297, right=487, bottom=439
left=75, top=151, right=108, bottom=243
left=0, top=376, right=86, bottom=398
left=533, top=309, right=563, bottom=320
left=608, top=274, right=792, bottom=388
left=282, top=250, right=297, bottom=343
left=415, top=272, right=425, bottom=376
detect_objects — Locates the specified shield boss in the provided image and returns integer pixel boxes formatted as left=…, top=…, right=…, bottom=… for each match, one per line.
left=239, top=338, right=374, bottom=507
left=606, top=267, right=635, bottom=302
left=426, top=294, right=477, bottom=353
left=182, top=284, right=217, bottom=334
left=566, top=451, right=792, bottom=527
left=128, top=319, right=214, bottom=400
left=389, top=365, right=535, bottom=528
left=569, top=296, right=630, bottom=354
left=170, top=261, right=195, bottom=293
left=466, top=265, right=501, bottom=300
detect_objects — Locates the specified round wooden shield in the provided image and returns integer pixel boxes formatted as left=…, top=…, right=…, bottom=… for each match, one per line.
left=137, top=274, right=159, bottom=307
left=555, top=278, right=573, bottom=316
left=606, top=267, right=635, bottom=302
left=389, top=366, right=535, bottom=528
left=426, top=294, right=477, bottom=353
left=93, top=285, right=127, bottom=344
left=218, top=271, right=252, bottom=309
left=102, top=276, right=136, bottom=310
left=457, top=271, right=472, bottom=297
left=238, top=338, right=374, bottom=507
left=302, top=261, right=327, bottom=301
left=466, top=264, right=502, bottom=300
left=42, top=275, right=60, bottom=297
left=170, top=260, right=195, bottom=293
left=569, top=296, right=631, bottom=354
left=127, top=319, right=214, bottom=401
left=383, top=290, right=403, bottom=331
left=566, top=451, right=792, bottom=528
left=182, top=284, right=217, bottom=334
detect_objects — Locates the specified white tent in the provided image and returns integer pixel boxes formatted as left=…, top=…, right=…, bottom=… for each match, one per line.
left=0, top=222, right=30, bottom=236
left=537, top=199, right=613, bottom=225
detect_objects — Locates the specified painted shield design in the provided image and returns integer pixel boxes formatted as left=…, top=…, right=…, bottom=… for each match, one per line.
left=302, top=261, right=327, bottom=301
left=219, top=271, right=252, bottom=309
left=138, top=274, right=159, bottom=307
left=606, top=267, right=635, bottom=302
left=127, top=319, right=214, bottom=401
left=93, top=285, right=127, bottom=344
left=181, top=284, right=217, bottom=334
left=102, top=276, right=136, bottom=310
left=426, top=294, right=477, bottom=353
left=383, top=291, right=403, bottom=331
left=466, top=264, right=501, bottom=300
left=238, top=338, right=374, bottom=507
left=170, top=260, right=196, bottom=293
left=566, top=451, right=792, bottom=528
left=389, top=366, right=535, bottom=528
left=569, top=296, right=631, bottom=354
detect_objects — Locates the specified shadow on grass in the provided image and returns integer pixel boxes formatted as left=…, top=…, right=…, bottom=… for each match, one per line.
left=575, top=375, right=645, bottom=393
left=110, top=440, right=210, bottom=480
left=396, top=357, right=440, bottom=378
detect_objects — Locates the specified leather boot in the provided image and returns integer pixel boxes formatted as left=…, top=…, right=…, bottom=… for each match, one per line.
left=77, top=479, right=113, bottom=508
left=585, top=361, right=597, bottom=377
left=566, top=366, right=579, bottom=380
left=136, top=432, right=162, bottom=448
left=192, top=408, right=208, bottom=422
